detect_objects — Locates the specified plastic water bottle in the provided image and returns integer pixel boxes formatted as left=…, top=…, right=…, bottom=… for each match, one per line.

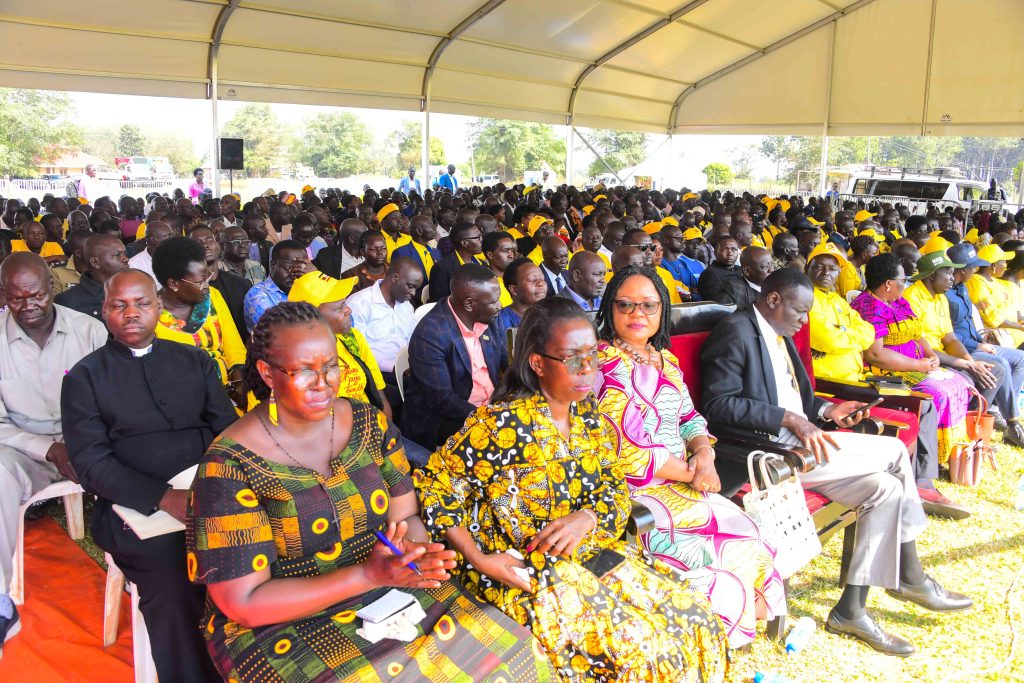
left=1015, top=474, right=1024, bottom=511
left=754, top=673, right=792, bottom=683
left=784, top=616, right=817, bottom=654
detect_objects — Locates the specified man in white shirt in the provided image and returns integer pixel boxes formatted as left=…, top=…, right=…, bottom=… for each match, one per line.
left=397, top=167, right=421, bottom=196
left=76, top=164, right=106, bottom=203
left=127, top=221, right=174, bottom=282
left=346, top=258, right=422, bottom=406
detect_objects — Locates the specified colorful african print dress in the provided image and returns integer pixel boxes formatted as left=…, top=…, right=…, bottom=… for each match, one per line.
left=850, top=291, right=971, bottom=463
left=596, top=344, right=786, bottom=648
left=416, top=394, right=729, bottom=683
left=187, top=400, right=553, bottom=682
left=155, top=287, right=246, bottom=386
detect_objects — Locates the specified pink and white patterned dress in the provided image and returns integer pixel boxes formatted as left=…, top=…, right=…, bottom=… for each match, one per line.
left=597, top=342, right=786, bottom=647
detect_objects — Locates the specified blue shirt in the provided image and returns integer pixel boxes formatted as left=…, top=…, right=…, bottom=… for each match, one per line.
left=496, top=307, right=522, bottom=329
left=827, top=232, right=849, bottom=251
left=438, top=173, right=458, bottom=192
left=662, top=255, right=705, bottom=298
left=946, top=282, right=983, bottom=352
left=244, top=278, right=287, bottom=332
left=398, top=176, right=421, bottom=194
left=561, top=286, right=601, bottom=312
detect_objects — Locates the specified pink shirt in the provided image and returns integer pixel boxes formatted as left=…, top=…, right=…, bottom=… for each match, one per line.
left=447, top=299, right=494, bottom=406
left=188, top=181, right=206, bottom=204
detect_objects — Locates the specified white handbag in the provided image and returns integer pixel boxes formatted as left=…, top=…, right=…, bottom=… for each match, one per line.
left=741, top=451, right=822, bottom=579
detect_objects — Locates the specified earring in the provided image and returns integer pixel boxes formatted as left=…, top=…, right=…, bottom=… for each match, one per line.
left=268, top=389, right=278, bottom=426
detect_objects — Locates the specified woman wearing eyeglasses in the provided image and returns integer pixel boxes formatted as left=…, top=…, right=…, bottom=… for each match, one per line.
left=152, top=237, right=246, bottom=406
left=595, top=266, right=785, bottom=648
left=186, top=302, right=553, bottom=682
left=417, top=297, right=728, bottom=681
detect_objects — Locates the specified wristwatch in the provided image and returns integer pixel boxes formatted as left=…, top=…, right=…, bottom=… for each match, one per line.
left=816, top=403, right=830, bottom=422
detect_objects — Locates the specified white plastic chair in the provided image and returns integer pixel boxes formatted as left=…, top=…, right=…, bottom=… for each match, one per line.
left=393, top=346, right=410, bottom=402
left=413, top=302, right=435, bottom=328
left=10, top=479, right=84, bottom=605
left=103, top=553, right=157, bottom=683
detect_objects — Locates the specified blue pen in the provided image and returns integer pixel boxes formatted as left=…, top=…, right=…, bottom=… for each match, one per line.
left=374, top=530, right=423, bottom=576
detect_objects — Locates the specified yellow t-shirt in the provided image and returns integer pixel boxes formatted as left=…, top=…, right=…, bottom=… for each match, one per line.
left=904, top=281, right=953, bottom=353
left=155, top=288, right=246, bottom=384
left=382, top=232, right=412, bottom=259
left=12, top=240, right=65, bottom=258
left=809, top=287, right=875, bottom=381
left=655, top=265, right=683, bottom=304
left=836, top=261, right=865, bottom=299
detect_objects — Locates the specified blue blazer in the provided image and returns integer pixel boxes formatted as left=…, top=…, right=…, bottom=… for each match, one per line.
left=392, top=242, right=441, bottom=281
left=402, top=299, right=508, bottom=450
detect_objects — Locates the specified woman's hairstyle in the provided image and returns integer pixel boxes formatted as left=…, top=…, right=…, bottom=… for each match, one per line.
left=848, top=235, right=877, bottom=259
left=502, top=256, right=534, bottom=291
left=244, top=302, right=326, bottom=401
left=864, top=252, right=902, bottom=290
left=152, top=236, right=205, bottom=286
left=594, top=265, right=671, bottom=351
left=193, top=168, right=203, bottom=177
left=490, top=297, right=594, bottom=404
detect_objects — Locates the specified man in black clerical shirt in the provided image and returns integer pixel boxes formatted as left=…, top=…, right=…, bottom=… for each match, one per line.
left=62, top=269, right=236, bottom=682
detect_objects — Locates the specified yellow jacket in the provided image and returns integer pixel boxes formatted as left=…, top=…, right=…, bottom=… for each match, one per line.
left=836, top=261, right=865, bottom=299
left=967, top=274, right=1024, bottom=347
left=809, top=287, right=875, bottom=381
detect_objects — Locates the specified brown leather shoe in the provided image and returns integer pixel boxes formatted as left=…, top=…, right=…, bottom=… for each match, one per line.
left=918, top=486, right=970, bottom=520
left=825, top=609, right=915, bottom=657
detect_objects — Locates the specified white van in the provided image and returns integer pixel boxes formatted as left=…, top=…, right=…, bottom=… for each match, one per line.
left=836, top=166, right=986, bottom=209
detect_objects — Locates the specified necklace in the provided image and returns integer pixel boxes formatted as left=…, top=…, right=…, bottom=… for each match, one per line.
left=614, top=337, right=657, bottom=366
left=257, top=406, right=335, bottom=476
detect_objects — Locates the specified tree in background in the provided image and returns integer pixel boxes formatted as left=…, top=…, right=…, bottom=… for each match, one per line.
left=146, top=132, right=201, bottom=176
left=702, top=162, right=733, bottom=188
left=389, top=120, right=445, bottom=173
left=586, top=130, right=649, bottom=178
left=296, top=112, right=372, bottom=178
left=731, top=146, right=756, bottom=180
left=220, top=103, right=288, bottom=177
left=469, top=119, right=565, bottom=182
left=117, top=124, right=145, bottom=157
left=82, top=125, right=117, bottom=164
left=0, top=89, right=81, bottom=178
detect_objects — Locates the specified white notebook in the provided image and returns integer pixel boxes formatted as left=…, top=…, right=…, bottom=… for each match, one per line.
left=113, top=465, right=198, bottom=540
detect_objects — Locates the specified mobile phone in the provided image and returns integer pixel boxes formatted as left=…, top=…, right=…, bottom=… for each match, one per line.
left=859, top=397, right=885, bottom=412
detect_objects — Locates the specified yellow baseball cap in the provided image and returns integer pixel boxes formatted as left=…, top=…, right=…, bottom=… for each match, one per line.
left=288, top=271, right=357, bottom=306
left=977, top=244, right=1009, bottom=264
left=527, top=214, right=553, bottom=236
left=376, top=203, right=399, bottom=223
left=593, top=194, right=608, bottom=202
left=662, top=216, right=679, bottom=227
left=857, top=228, right=885, bottom=243
left=854, top=209, right=876, bottom=223
left=920, top=235, right=953, bottom=255
left=643, top=221, right=663, bottom=235
left=682, top=192, right=699, bottom=202
left=522, top=185, right=537, bottom=196
left=301, top=185, right=315, bottom=195
left=964, top=228, right=980, bottom=244
left=582, top=205, right=595, bottom=216
left=683, top=227, right=705, bottom=241
left=283, top=193, right=297, bottom=205
left=807, top=217, right=824, bottom=226
left=807, top=241, right=849, bottom=268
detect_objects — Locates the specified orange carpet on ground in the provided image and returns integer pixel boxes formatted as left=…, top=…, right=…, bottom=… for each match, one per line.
left=0, top=517, right=134, bottom=682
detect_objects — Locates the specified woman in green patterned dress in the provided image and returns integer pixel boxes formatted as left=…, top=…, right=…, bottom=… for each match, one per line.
left=186, top=302, right=554, bottom=682
left=416, top=297, right=728, bottom=682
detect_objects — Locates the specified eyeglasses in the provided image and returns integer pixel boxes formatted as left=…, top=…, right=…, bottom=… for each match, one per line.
left=264, top=359, right=342, bottom=390
left=223, top=239, right=251, bottom=248
left=634, top=244, right=655, bottom=252
left=537, top=349, right=600, bottom=375
left=180, top=274, right=212, bottom=289
left=890, top=276, right=908, bottom=284
left=613, top=299, right=662, bottom=316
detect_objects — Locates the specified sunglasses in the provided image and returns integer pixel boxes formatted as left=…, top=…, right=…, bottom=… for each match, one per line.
left=613, top=300, right=662, bottom=315
left=537, top=349, right=600, bottom=375
left=223, top=239, right=251, bottom=248
left=264, top=360, right=342, bottom=390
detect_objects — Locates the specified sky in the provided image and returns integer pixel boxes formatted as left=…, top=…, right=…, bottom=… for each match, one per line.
left=68, top=91, right=776, bottom=187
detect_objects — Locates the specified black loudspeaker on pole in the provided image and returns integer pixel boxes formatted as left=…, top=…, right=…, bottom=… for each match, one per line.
left=220, top=138, right=244, bottom=171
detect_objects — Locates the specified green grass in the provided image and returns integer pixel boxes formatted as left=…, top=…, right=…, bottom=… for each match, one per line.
left=41, top=441, right=1024, bottom=683
left=730, top=435, right=1024, bottom=683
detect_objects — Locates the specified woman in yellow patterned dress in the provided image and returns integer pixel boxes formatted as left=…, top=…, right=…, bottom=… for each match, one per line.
left=417, top=297, right=728, bottom=682
left=187, top=302, right=554, bottom=682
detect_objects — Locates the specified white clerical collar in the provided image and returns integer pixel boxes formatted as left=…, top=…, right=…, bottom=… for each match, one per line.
left=130, top=344, right=154, bottom=357
left=746, top=279, right=761, bottom=292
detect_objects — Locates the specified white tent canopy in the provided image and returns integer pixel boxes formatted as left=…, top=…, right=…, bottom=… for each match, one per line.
left=2, top=0, right=1021, bottom=137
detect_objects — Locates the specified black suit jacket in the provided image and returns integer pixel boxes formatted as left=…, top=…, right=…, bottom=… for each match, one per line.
left=700, top=305, right=827, bottom=439
left=53, top=272, right=104, bottom=321
left=718, top=277, right=759, bottom=308
left=62, top=339, right=237, bottom=550
left=313, top=244, right=344, bottom=278
left=428, top=252, right=463, bottom=303
left=539, top=265, right=568, bottom=298
left=696, top=262, right=741, bottom=303
left=211, top=268, right=253, bottom=343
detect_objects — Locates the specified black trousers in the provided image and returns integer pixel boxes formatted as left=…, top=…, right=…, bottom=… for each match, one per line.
left=106, top=528, right=219, bottom=682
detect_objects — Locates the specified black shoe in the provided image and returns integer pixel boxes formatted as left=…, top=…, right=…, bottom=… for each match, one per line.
left=885, top=575, right=973, bottom=612
left=991, top=413, right=1008, bottom=431
left=0, top=606, right=21, bottom=662
left=1002, top=423, right=1024, bottom=449
left=825, top=609, right=915, bottom=657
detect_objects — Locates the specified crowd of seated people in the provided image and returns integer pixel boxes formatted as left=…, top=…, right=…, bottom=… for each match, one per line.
left=2, top=178, right=1022, bottom=681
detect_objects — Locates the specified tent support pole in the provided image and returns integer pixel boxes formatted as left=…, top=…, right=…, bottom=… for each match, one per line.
left=818, top=20, right=837, bottom=196
left=422, top=104, right=430, bottom=189
left=565, top=118, right=574, bottom=186
left=575, top=129, right=622, bottom=185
